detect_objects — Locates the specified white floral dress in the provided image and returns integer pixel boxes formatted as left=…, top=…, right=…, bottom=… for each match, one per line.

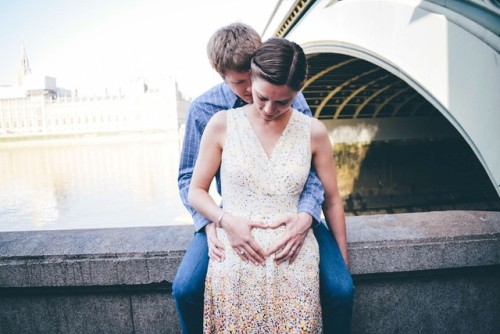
left=203, top=108, right=322, bottom=333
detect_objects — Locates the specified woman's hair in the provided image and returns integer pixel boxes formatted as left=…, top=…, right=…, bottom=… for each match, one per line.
left=207, top=22, right=262, bottom=77
left=251, top=38, right=308, bottom=91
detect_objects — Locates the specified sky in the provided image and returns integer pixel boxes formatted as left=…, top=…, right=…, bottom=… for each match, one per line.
left=0, top=0, right=278, bottom=98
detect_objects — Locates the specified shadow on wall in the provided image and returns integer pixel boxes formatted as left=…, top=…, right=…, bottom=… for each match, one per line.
left=338, top=130, right=500, bottom=216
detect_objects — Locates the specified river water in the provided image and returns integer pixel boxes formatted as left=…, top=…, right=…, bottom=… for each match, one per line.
left=2, top=133, right=498, bottom=232
left=0, top=133, right=195, bottom=232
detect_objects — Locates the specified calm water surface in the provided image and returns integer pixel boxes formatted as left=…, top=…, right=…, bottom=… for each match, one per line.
left=0, top=134, right=195, bottom=232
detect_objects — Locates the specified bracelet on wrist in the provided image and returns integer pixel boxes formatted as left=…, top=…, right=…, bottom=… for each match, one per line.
left=216, top=211, right=225, bottom=228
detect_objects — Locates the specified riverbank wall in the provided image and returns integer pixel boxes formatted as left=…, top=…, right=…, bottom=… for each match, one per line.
left=1, top=210, right=499, bottom=333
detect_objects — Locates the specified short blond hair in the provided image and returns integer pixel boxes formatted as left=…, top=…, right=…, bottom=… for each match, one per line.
left=207, top=22, right=261, bottom=78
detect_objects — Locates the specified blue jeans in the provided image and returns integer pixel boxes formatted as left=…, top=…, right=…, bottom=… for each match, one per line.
left=172, top=221, right=354, bottom=333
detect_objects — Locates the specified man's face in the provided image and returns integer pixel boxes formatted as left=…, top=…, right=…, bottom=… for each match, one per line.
left=223, top=69, right=253, bottom=104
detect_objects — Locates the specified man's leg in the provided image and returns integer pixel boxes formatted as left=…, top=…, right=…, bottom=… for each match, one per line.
left=172, top=230, right=209, bottom=334
left=313, top=221, right=355, bottom=334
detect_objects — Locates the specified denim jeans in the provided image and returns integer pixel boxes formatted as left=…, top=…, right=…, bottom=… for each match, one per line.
left=172, top=221, right=354, bottom=333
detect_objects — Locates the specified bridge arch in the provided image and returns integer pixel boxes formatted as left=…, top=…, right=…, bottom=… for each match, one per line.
left=277, top=0, right=500, bottom=196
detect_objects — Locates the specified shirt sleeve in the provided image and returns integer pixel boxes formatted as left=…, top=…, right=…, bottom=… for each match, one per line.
left=292, top=92, right=325, bottom=223
left=178, top=100, right=212, bottom=231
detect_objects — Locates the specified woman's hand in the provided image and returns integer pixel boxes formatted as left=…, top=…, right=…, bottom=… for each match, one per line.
left=267, top=212, right=312, bottom=264
left=221, top=213, right=268, bottom=265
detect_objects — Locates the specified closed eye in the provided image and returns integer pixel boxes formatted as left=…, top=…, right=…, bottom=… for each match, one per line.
left=257, top=94, right=268, bottom=102
left=257, top=94, right=290, bottom=105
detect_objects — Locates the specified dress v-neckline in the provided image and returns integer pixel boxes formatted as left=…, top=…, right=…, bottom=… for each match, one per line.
left=242, top=109, right=294, bottom=161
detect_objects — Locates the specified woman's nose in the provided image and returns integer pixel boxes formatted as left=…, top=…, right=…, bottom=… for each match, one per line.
left=262, top=103, right=274, bottom=114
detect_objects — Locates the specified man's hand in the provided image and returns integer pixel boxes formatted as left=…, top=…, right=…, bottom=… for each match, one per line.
left=267, top=212, right=313, bottom=265
left=205, top=222, right=225, bottom=262
left=221, top=213, right=268, bottom=265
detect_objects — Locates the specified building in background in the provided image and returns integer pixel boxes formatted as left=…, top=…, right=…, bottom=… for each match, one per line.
left=0, top=45, right=190, bottom=139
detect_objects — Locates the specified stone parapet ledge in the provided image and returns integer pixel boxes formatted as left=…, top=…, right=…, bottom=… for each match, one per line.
left=346, top=210, right=500, bottom=275
left=1, top=210, right=499, bottom=334
left=0, top=210, right=498, bottom=289
left=0, top=225, right=192, bottom=288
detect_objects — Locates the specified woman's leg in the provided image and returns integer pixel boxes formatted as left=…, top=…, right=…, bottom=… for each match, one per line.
left=313, top=221, right=355, bottom=333
left=172, top=230, right=209, bottom=334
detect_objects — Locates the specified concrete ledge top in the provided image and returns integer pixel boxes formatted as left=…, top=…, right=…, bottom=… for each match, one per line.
left=0, top=210, right=499, bottom=287
left=346, top=210, right=500, bottom=245
left=1, top=210, right=497, bottom=258
left=0, top=225, right=193, bottom=259
left=346, top=210, right=500, bottom=274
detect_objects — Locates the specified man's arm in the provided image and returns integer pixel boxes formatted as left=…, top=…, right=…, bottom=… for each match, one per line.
left=292, top=91, right=325, bottom=223
left=178, top=101, right=213, bottom=232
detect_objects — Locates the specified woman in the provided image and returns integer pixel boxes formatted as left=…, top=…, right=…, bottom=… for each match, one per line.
left=189, top=37, right=348, bottom=333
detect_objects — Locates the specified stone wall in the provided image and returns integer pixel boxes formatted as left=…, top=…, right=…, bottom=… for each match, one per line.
left=1, top=211, right=499, bottom=333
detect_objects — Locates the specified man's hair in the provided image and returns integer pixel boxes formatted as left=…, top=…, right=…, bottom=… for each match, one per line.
left=251, top=38, right=308, bottom=92
left=207, top=22, right=262, bottom=78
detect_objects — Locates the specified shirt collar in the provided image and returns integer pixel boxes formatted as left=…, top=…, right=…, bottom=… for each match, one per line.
left=221, top=82, right=248, bottom=109
left=233, top=97, right=247, bottom=108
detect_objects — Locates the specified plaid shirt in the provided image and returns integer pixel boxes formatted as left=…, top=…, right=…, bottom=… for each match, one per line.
left=178, top=82, right=324, bottom=232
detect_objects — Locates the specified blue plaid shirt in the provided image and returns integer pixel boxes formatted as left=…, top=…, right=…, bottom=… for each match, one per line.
left=178, top=82, right=325, bottom=232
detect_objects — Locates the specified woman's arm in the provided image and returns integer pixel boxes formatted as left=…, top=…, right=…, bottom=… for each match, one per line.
left=188, top=110, right=268, bottom=265
left=311, top=119, right=349, bottom=265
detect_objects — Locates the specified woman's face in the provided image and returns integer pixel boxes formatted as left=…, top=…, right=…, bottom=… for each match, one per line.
left=252, top=77, right=297, bottom=121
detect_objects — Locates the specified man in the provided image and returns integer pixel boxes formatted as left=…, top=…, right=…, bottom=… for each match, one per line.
left=173, top=22, right=354, bottom=334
